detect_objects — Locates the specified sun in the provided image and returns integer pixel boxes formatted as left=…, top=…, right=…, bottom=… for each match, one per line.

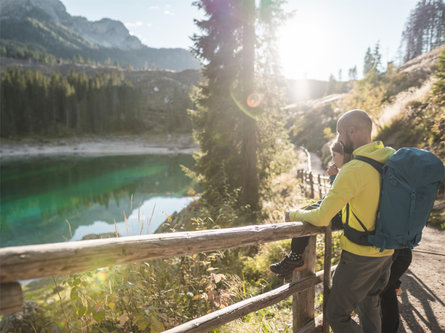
left=278, top=15, right=328, bottom=80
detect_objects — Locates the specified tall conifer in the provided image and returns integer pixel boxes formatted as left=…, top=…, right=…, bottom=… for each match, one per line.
left=401, top=0, right=445, bottom=62
left=190, top=0, right=248, bottom=217
left=190, top=0, right=292, bottom=222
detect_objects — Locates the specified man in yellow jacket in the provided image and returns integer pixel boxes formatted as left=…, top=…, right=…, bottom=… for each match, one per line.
left=286, top=109, right=394, bottom=333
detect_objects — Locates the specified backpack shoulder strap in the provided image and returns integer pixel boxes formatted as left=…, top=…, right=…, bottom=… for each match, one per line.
left=344, top=203, right=373, bottom=246
left=354, top=155, right=384, bottom=174
left=343, top=155, right=383, bottom=247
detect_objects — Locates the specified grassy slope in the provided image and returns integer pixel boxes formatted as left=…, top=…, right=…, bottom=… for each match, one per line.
left=373, top=47, right=445, bottom=230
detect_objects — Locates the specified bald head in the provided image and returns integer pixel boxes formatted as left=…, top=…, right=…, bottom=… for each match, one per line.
left=337, top=109, right=372, bottom=134
left=337, top=110, right=373, bottom=153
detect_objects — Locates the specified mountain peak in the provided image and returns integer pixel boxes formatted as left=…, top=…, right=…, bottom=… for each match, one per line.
left=0, top=0, right=69, bottom=22
left=68, top=16, right=144, bottom=50
left=0, top=0, right=200, bottom=71
left=0, top=0, right=144, bottom=50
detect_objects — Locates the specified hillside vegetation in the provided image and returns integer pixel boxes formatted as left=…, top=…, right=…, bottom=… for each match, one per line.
left=287, top=46, right=444, bottom=165
left=375, top=47, right=445, bottom=161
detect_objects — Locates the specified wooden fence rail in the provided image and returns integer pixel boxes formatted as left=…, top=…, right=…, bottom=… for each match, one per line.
left=0, top=222, right=322, bottom=283
left=297, top=169, right=330, bottom=200
left=164, top=264, right=337, bottom=333
left=165, top=272, right=322, bottom=333
left=0, top=222, right=334, bottom=333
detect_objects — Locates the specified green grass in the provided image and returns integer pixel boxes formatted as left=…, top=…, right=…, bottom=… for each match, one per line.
left=429, top=200, right=445, bottom=229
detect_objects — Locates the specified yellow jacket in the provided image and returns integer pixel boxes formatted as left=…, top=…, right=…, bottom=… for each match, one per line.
left=289, top=141, right=395, bottom=257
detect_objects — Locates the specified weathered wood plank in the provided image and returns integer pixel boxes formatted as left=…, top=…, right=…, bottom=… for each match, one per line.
left=309, top=172, right=315, bottom=198
left=322, top=226, right=332, bottom=333
left=293, top=235, right=316, bottom=332
left=296, top=314, right=323, bottom=333
left=163, top=270, right=325, bottom=333
left=0, top=222, right=323, bottom=283
left=0, top=282, right=23, bottom=314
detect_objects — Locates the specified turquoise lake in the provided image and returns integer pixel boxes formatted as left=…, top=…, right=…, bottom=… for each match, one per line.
left=0, top=154, right=194, bottom=248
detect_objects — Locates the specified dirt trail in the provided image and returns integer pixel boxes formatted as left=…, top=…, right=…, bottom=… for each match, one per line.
left=300, top=148, right=325, bottom=175
left=398, top=226, right=445, bottom=332
left=309, top=152, right=325, bottom=175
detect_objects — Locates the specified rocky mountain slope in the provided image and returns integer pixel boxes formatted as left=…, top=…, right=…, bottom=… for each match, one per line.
left=0, top=0, right=200, bottom=71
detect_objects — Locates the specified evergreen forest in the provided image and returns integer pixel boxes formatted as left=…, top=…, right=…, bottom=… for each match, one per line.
left=0, top=68, right=195, bottom=137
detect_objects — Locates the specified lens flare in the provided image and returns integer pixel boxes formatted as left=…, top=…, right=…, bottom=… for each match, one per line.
left=246, top=92, right=262, bottom=108
left=97, top=271, right=108, bottom=282
left=230, top=88, right=259, bottom=121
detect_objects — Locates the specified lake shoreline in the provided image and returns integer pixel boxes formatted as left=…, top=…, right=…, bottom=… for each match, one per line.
left=0, top=134, right=198, bottom=158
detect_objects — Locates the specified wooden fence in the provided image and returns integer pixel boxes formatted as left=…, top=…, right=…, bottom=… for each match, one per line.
left=297, top=169, right=445, bottom=201
left=297, top=169, right=331, bottom=200
left=0, top=222, right=335, bottom=333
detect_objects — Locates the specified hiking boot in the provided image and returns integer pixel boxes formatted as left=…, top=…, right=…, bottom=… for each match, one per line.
left=269, top=252, right=306, bottom=277
left=277, top=272, right=293, bottom=282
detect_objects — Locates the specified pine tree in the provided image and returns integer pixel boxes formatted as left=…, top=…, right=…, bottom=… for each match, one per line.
left=190, top=0, right=290, bottom=222
left=190, top=0, right=249, bottom=218
left=348, top=66, right=358, bottom=80
left=325, top=74, right=338, bottom=95
left=363, top=47, right=374, bottom=75
left=239, top=0, right=259, bottom=211
left=373, top=42, right=382, bottom=71
left=401, top=0, right=445, bottom=62
left=0, top=70, right=15, bottom=136
left=363, top=43, right=382, bottom=76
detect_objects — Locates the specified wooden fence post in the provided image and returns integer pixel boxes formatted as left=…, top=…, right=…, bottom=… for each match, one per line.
left=309, top=172, right=314, bottom=199
left=292, top=235, right=316, bottom=332
left=0, top=282, right=23, bottom=314
left=322, top=226, right=332, bottom=333
left=301, top=171, right=306, bottom=196
left=318, top=174, right=322, bottom=199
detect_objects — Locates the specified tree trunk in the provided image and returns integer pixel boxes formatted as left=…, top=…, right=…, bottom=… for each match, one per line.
left=76, top=103, right=81, bottom=132
left=52, top=92, right=57, bottom=133
left=241, top=0, right=259, bottom=211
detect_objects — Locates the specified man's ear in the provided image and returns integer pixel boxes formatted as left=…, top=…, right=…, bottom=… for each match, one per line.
left=348, top=126, right=357, bottom=135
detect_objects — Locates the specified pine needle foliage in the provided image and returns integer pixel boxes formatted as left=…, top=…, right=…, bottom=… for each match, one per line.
left=432, top=46, right=445, bottom=105
left=189, top=0, right=295, bottom=225
left=401, top=0, right=445, bottom=62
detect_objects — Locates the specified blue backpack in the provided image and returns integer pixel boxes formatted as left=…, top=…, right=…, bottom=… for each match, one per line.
left=343, top=147, right=444, bottom=251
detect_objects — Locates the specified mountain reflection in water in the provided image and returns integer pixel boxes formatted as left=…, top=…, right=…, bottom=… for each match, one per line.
left=0, top=154, right=194, bottom=247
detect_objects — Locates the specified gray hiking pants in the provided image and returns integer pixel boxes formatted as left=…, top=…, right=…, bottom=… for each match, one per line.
left=326, top=250, right=393, bottom=333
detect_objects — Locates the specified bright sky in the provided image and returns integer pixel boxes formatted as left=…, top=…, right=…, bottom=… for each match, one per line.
left=60, top=0, right=420, bottom=81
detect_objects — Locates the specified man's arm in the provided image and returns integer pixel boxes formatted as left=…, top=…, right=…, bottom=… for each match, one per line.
left=286, top=165, right=360, bottom=227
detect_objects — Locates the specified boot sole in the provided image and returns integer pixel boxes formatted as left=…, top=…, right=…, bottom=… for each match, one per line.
left=277, top=263, right=307, bottom=281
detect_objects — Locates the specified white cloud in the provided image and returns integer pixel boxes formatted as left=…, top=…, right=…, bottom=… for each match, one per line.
left=148, top=6, right=159, bottom=10
left=164, top=10, right=174, bottom=16
left=125, top=21, right=145, bottom=27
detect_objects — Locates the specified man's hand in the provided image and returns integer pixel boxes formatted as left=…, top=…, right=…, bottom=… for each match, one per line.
left=285, top=211, right=290, bottom=222
left=327, top=163, right=339, bottom=176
